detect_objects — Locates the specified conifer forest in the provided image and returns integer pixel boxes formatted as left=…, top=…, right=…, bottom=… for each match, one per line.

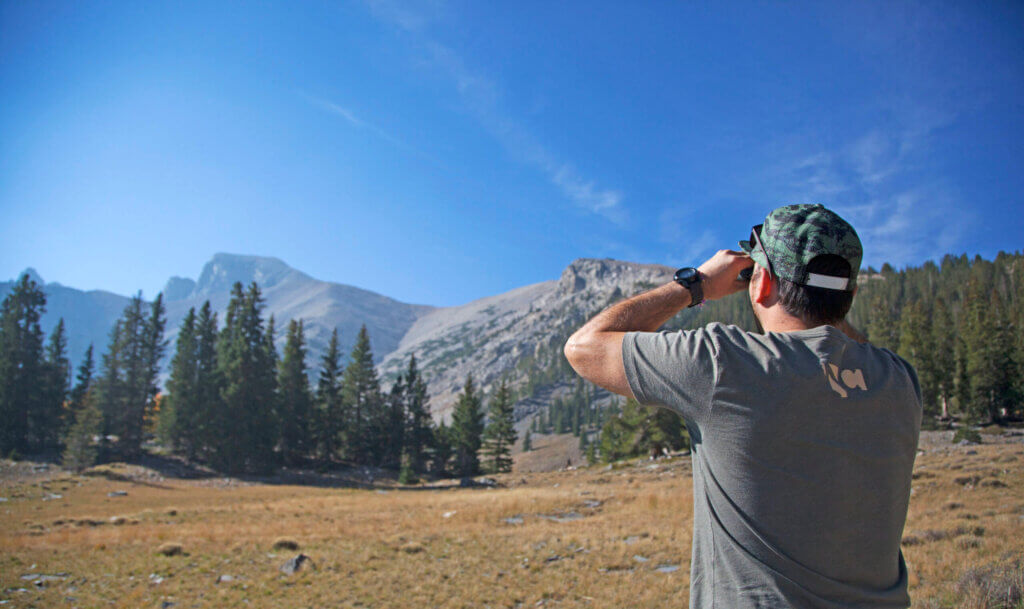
left=1, top=252, right=1021, bottom=475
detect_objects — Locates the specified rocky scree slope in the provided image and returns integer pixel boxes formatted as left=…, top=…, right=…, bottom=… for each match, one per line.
left=378, top=258, right=675, bottom=420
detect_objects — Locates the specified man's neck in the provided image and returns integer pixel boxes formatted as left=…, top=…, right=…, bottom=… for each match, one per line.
left=757, top=310, right=868, bottom=343
left=757, top=309, right=819, bottom=334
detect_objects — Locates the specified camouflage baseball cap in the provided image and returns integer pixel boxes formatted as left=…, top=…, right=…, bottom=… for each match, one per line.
left=739, top=203, right=862, bottom=291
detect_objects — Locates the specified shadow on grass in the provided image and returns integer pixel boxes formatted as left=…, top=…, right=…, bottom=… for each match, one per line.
left=14, top=449, right=503, bottom=492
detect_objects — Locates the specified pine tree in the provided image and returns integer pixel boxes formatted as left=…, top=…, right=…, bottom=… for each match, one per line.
left=108, top=296, right=146, bottom=455
left=639, top=405, right=688, bottom=457
left=0, top=274, right=47, bottom=456
left=263, top=314, right=280, bottom=457
left=95, top=294, right=167, bottom=457
left=314, top=328, right=344, bottom=463
left=277, top=319, right=312, bottom=465
left=212, top=283, right=277, bottom=473
left=585, top=437, right=597, bottom=464
left=898, top=301, right=937, bottom=417
left=91, top=320, right=125, bottom=458
left=341, top=325, right=381, bottom=464
left=451, top=375, right=484, bottom=477
left=482, top=379, right=516, bottom=473
left=42, top=318, right=70, bottom=450
left=62, top=396, right=102, bottom=472
left=954, top=335, right=971, bottom=416
left=522, top=427, right=532, bottom=452
left=193, top=302, right=221, bottom=461
left=68, top=344, right=95, bottom=420
left=571, top=398, right=581, bottom=436
left=382, top=374, right=406, bottom=469
left=961, top=274, right=1015, bottom=423
left=141, top=294, right=167, bottom=437
left=163, top=308, right=199, bottom=457
left=398, top=452, right=416, bottom=484
left=599, top=402, right=637, bottom=463
left=930, top=298, right=956, bottom=420
left=265, top=315, right=278, bottom=369
left=403, top=354, right=432, bottom=474
left=554, top=398, right=569, bottom=434
left=867, top=293, right=900, bottom=351
left=1015, top=262, right=1024, bottom=418
left=265, top=314, right=279, bottom=405
left=431, top=420, right=453, bottom=476
left=988, top=297, right=1018, bottom=421
left=599, top=398, right=688, bottom=462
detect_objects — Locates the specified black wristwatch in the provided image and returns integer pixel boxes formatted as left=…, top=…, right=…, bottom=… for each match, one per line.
left=674, top=267, right=704, bottom=307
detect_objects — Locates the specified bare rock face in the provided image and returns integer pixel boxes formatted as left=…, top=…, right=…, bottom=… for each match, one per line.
left=378, top=258, right=673, bottom=420
left=556, top=258, right=635, bottom=296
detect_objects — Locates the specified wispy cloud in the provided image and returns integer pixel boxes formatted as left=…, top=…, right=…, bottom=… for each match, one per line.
left=304, top=94, right=405, bottom=149
left=302, top=92, right=439, bottom=165
left=551, top=167, right=623, bottom=220
left=759, top=113, right=969, bottom=269
left=312, top=98, right=364, bottom=128
left=657, top=207, right=719, bottom=264
left=364, top=2, right=626, bottom=223
left=364, top=0, right=442, bottom=32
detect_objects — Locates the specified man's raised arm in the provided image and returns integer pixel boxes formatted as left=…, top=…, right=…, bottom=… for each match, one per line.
left=563, top=250, right=753, bottom=398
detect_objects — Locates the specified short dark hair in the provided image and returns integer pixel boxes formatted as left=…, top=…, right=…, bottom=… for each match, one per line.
left=776, top=254, right=854, bottom=325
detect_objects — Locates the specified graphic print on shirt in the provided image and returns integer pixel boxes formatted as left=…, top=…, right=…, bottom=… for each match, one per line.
left=821, top=361, right=867, bottom=398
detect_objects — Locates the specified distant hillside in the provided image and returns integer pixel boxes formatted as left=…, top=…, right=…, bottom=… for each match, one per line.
left=2, top=254, right=435, bottom=381
left=160, top=253, right=435, bottom=372
left=0, top=269, right=132, bottom=370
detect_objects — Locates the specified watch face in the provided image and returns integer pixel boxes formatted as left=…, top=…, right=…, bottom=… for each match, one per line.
left=675, top=267, right=698, bottom=283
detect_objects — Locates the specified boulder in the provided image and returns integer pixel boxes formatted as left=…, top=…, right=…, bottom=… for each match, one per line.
left=280, top=553, right=315, bottom=575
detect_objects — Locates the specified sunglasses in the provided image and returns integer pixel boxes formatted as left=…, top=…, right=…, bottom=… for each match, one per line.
left=748, top=224, right=777, bottom=279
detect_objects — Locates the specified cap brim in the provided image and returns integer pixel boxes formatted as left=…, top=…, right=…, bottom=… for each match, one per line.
left=739, top=240, right=770, bottom=273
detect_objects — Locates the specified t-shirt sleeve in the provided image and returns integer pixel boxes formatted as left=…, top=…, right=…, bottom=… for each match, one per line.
left=621, top=328, right=718, bottom=425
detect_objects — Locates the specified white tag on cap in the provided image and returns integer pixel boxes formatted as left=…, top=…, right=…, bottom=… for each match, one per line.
left=805, top=273, right=849, bottom=290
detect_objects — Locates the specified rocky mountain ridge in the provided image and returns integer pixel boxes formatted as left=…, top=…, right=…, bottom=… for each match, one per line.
left=378, top=258, right=675, bottom=419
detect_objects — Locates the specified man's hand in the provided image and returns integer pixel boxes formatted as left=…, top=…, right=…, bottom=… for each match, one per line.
left=564, top=248, right=754, bottom=399
left=697, top=249, right=755, bottom=302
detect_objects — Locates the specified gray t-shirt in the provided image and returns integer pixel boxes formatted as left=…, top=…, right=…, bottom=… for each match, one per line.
left=623, top=323, right=921, bottom=609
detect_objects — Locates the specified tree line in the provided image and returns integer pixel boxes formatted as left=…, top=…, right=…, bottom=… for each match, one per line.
left=584, top=252, right=1024, bottom=465
left=848, top=252, right=1023, bottom=424
left=0, top=276, right=516, bottom=479
left=662, top=251, right=1024, bottom=426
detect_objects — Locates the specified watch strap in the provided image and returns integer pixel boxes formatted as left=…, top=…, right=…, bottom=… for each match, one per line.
left=674, top=267, right=704, bottom=307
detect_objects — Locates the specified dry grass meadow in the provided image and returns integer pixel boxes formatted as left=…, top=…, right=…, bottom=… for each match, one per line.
left=2, top=430, right=1023, bottom=608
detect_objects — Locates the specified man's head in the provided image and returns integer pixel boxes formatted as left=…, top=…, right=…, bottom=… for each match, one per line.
left=739, top=204, right=862, bottom=328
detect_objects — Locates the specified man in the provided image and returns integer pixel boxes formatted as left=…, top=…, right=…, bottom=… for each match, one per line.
left=564, top=204, right=921, bottom=608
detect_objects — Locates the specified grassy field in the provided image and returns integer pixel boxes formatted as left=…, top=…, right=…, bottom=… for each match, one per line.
left=1, top=431, right=1022, bottom=608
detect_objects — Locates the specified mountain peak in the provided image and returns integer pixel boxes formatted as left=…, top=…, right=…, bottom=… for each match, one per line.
left=162, top=276, right=197, bottom=301
left=193, top=253, right=302, bottom=296
left=19, top=267, right=44, bottom=286
left=558, top=258, right=658, bottom=295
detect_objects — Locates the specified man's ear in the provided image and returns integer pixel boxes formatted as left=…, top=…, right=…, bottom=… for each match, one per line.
left=752, top=266, right=773, bottom=305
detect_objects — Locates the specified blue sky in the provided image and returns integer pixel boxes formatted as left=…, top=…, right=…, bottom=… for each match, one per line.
left=2, top=1, right=1022, bottom=307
